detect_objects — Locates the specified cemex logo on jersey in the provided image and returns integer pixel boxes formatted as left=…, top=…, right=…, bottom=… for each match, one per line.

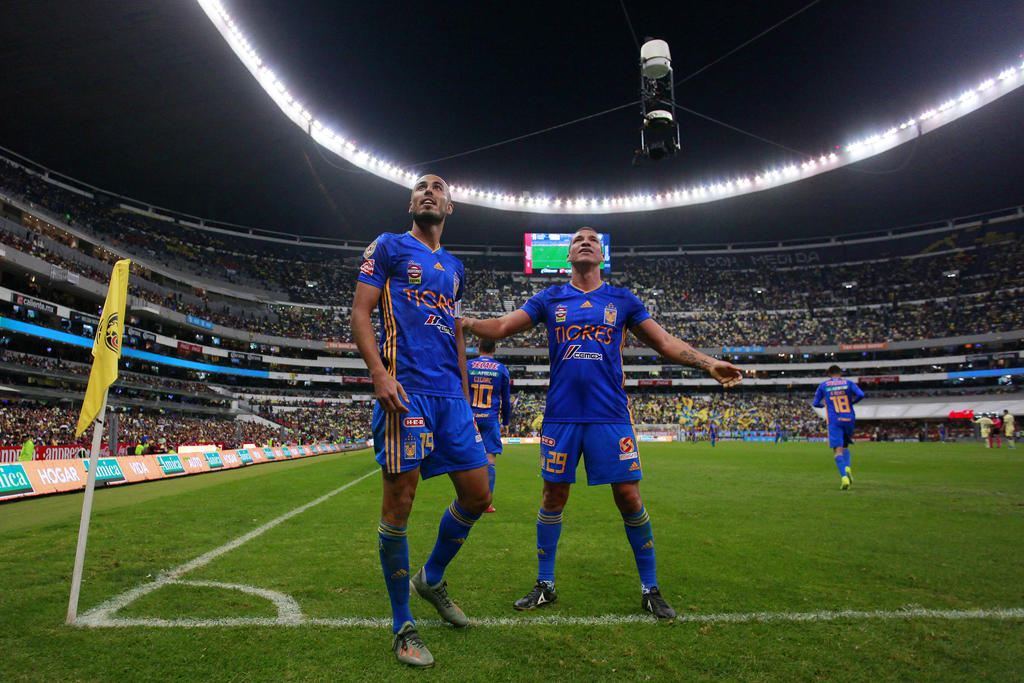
left=360, top=259, right=374, bottom=276
left=563, top=345, right=603, bottom=360
left=404, top=416, right=425, bottom=428
left=424, top=314, right=455, bottom=337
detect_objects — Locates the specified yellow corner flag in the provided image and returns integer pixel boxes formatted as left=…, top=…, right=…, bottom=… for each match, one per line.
left=75, top=259, right=131, bottom=437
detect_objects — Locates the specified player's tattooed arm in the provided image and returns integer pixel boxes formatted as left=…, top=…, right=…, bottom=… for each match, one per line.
left=632, top=318, right=744, bottom=388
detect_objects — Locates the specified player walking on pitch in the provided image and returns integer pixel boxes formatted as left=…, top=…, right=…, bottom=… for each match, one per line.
left=467, top=337, right=511, bottom=512
left=463, top=227, right=743, bottom=621
left=351, top=174, right=490, bottom=668
left=812, top=365, right=865, bottom=489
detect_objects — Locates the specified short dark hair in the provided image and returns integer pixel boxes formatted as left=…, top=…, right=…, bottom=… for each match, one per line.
left=479, top=337, right=496, bottom=353
left=827, top=365, right=842, bottom=376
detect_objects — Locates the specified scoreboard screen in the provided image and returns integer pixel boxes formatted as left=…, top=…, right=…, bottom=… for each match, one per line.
left=524, top=232, right=611, bottom=274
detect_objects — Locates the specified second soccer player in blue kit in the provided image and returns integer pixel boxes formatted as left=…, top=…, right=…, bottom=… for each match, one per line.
left=352, top=174, right=490, bottom=668
left=812, top=364, right=865, bottom=489
left=463, top=227, right=744, bottom=621
left=467, top=338, right=511, bottom=512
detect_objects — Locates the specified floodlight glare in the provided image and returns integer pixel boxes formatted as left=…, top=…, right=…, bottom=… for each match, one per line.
left=196, top=0, right=1024, bottom=214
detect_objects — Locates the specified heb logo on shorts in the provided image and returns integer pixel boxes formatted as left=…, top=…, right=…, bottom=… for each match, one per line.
left=404, top=416, right=425, bottom=428
left=541, top=436, right=556, bottom=447
left=563, top=344, right=602, bottom=361
left=360, top=259, right=374, bottom=276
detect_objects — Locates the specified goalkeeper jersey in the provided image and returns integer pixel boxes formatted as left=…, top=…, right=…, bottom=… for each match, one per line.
left=521, top=281, right=650, bottom=424
left=357, top=231, right=466, bottom=399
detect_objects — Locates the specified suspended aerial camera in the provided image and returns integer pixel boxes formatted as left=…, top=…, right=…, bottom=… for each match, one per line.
left=633, top=38, right=681, bottom=165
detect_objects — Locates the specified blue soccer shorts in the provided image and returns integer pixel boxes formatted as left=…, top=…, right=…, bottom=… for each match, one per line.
left=475, top=418, right=503, bottom=455
left=827, top=419, right=856, bottom=448
left=539, top=422, right=642, bottom=485
left=373, top=394, right=487, bottom=479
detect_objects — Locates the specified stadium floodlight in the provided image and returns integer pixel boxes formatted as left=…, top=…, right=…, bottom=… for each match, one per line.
left=196, top=0, right=1024, bottom=215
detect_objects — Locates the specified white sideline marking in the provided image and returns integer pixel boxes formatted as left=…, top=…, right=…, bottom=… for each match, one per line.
left=75, top=468, right=379, bottom=628
left=82, top=607, right=1024, bottom=629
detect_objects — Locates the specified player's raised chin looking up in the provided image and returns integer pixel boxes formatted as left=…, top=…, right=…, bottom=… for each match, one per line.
left=408, top=174, right=453, bottom=249
left=566, top=227, right=604, bottom=290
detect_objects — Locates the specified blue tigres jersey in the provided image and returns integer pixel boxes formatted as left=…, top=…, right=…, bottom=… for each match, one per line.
left=467, top=355, right=511, bottom=425
left=357, top=231, right=466, bottom=399
left=521, top=282, right=650, bottom=424
left=812, top=377, right=865, bottom=423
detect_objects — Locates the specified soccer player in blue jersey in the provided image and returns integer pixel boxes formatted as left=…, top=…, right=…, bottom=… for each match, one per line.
left=812, top=365, right=865, bottom=490
left=463, top=227, right=743, bottom=621
left=467, top=337, right=511, bottom=512
left=351, top=174, right=491, bottom=668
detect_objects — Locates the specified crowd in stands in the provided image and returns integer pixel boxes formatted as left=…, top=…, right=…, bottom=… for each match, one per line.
left=0, top=401, right=371, bottom=450
left=3, top=157, right=1024, bottom=350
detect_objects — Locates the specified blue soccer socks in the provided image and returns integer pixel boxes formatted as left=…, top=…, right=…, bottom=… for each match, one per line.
left=487, top=462, right=496, bottom=494
left=843, top=448, right=852, bottom=475
left=536, top=508, right=563, bottom=584
left=378, top=521, right=414, bottom=632
left=622, top=507, right=658, bottom=592
left=834, top=453, right=846, bottom=476
left=423, top=501, right=481, bottom=586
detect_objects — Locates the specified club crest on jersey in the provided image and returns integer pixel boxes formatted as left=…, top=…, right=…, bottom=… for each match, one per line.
left=363, top=239, right=377, bottom=258
left=424, top=314, right=455, bottom=337
left=604, top=303, right=617, bottom=325
left=407, top=262, right=422, bottom=284
left=555, top=305, right=567, bottom=323
left=360, top=259, right=375, bottom=276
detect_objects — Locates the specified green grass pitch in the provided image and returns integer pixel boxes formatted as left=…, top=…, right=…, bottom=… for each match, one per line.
left=1, top=441, right=1022, bottom=681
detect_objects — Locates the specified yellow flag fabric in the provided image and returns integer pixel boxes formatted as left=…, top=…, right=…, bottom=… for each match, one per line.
left=76, top=260, right=131, bottom=437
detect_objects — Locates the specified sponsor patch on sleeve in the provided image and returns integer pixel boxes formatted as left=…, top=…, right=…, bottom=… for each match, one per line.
left=360, top=259, right=375, bottom=276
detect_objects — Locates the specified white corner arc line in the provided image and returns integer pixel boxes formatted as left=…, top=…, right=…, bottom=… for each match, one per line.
left=74, top=468, right=378, bottom=628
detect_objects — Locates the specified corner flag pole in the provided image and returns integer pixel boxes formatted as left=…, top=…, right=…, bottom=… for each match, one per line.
left=66, top=396, right=109, bottom=624
left=66, top=259, right=130, bottom=625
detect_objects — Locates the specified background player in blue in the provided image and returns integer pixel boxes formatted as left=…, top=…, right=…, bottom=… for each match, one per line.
left=466, top=337, right=511, bottom=513
left=812, top=364, right=865, bottom=490
left=463, top=227, right=744, bottom=621
left=351, top=174, right=490, bottom=668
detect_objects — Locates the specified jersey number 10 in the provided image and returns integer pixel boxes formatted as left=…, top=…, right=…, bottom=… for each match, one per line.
left=471, top=382, right=493, bottom=409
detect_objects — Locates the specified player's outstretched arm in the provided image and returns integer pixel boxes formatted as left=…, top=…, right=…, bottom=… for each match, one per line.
left=463, top=309, right=535, bottom=339
left=631, top=318, right=743, bottom=388
left=351, top=281, right=409, bottom=413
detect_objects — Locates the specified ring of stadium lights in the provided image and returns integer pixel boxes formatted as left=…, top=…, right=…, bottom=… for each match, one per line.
left=198, top=0, right=1024, bottom=215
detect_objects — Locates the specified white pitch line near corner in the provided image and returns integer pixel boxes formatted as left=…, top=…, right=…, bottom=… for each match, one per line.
left=83, top=607, right=1024, bottom=630
left=74, top=468, right=379, bottom=628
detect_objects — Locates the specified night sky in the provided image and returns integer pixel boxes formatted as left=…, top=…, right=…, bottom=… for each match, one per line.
left=0, top=0, right=1021, bottom=247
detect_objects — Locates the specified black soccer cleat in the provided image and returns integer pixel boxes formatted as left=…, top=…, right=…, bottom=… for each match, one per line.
left=641, top=587, right=677, bottom=622
left=513, top=581, right=557, bottom=610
